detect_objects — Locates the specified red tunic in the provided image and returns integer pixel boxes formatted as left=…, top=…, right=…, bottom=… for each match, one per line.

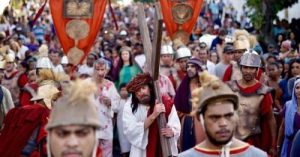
left=236, top=82, right=274, bottom=153
left=177, top=70, right=186, bottom=81
left=146, top=95, right=173, bottom=157
left=0, top=104, right=50, bottom=157
left=223, top=64, right=263, bottom=82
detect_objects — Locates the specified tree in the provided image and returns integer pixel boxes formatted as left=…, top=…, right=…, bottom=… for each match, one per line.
left=247, top=0, right=298, bottom=43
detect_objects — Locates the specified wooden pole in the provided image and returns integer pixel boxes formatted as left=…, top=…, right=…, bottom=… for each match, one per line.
left=152, top=3, right=172, bottom=157
left=137, top=3, right=153, bottom=75
left=137, top=2, right=172, bottom=157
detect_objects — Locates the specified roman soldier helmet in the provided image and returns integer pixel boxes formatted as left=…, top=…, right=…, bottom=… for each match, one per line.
left=239, top=49, right=261, bottom=68
left=0, top=60, right=6, bottom=69
left=30, top=83, right=60, bottom=109
left=175, top=46, right=191, bottom=60
left=194, top=71, right=239, bottom=114
left=46, top=79, right=101, bottom=130
left=234, top=40, right=249, bottom=51
left=161, top=45, right=174, bottom=55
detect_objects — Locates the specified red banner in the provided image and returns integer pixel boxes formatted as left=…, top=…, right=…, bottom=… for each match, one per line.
left=159, top=0, right=203, bottom=41
left=50, top=0, right=107, bottom=64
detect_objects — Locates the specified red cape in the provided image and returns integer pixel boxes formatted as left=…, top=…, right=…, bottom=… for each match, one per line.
left=19, top=82, right=38, bottom=107
left=0, top=105, right=50, bottom=157
left=146, top=95, right=173, bottom=157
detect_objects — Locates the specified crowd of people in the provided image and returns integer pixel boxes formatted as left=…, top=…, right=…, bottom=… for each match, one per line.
left=0, top=0, right=300, bottom=157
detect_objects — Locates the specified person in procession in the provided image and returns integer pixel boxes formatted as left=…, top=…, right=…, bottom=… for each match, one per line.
left=174, top=57, right=205, bottom=151
left=0, top=82, right=60, bottom=156
left=227, top=50, right=277, bottom=156
left=92, top=58, right=120, bottom=157
left=179, top=72, right=267, bottom=157
left=46, top=79, right=102, bottom=157
left=123, top=73, right=181, bottom=157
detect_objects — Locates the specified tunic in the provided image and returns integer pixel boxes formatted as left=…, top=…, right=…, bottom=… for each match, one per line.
left=179, top=144, right=267, bottom=157
left=122, top=99, right=181, bottom=157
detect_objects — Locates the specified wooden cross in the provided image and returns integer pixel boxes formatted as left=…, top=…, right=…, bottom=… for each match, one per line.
left=137, top=2, right=172, bottom=157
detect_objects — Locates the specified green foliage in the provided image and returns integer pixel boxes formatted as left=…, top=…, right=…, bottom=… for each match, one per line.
left=246, top=0, right=298, bottom=30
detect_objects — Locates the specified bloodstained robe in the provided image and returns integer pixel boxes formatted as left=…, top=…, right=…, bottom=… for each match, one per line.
left=0, top=104, right=49, bottom=157
left=228, top=81, right=274, bottom=152
left=123, top=96, right=181, bottom=157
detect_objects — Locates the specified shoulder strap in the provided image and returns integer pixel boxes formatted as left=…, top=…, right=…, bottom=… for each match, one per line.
left=227, top=80, right=239, bottom=92
left=257, top=83, right=272, bottom=95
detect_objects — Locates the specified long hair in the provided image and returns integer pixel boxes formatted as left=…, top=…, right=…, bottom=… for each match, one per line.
left=287, top=59, right=300, bottom=80
left=114, top=47, right=133, bottom=82
left=131, top=82, right=156, bottom=114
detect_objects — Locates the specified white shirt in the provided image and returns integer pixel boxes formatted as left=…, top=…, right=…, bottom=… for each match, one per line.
left=122, top=99, right=181, bottom=157
left=206, top=60, right=216, bottom=76
left=51, top=63, right=65, bottom=74
left=17, top=45, right=29, bottom=60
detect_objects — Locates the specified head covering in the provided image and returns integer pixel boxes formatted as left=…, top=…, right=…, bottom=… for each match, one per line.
left=239, top=50, right=261, bottom=68
left=0, top=60, right=6, bottom=69
left=46, top=79, right=100, bottom=130
left=281, top=40, right=291, bottom=51
left=127, top=73, right=153, bottom=93
left=61, top=55, right=68, bottom=65
left=31, top=83, right=60, bottom=109
left=223, top=44, right=235, bottom=54
left=281, top=79, right=300, bottom=157
left=161, top=45, right=174, bottom=55
left=187, top=57, right=202, bottom=69
left=175, top=46, right=191, bottom=60
left=194, top=71, right=239, bottom=114
left=37, top=44, right=49, bottom=58
left=5, top=54, right=15, bottom=63
left=46, top=79, right=99, bottom=157
left=234, top=40, right=249, bottom=51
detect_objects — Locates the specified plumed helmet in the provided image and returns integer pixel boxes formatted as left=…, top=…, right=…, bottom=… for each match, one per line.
left=30, top=83, right=60, bottom=109
left=196, top=71, right=239, bottom=114
left=161, top=45, right=174, bottom=55
left=5, top=53, right=15, bottom=62
left=240, top=49, right=261, bottom=68
left=37, top=44, right=49, bottom=58
left=234, top=40, right=249, bottom=51
left=0, top=60, right=6, bottom=69
left=46, top=79, right=100, bottom=130
left=176, top=46, right=191, bottom=60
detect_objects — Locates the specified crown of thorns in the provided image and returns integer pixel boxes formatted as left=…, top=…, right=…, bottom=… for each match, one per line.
left=126, top=73, right=153, bottom=93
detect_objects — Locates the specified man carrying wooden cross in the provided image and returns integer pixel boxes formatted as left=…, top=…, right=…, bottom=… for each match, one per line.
left=123, top=73, right=181, bottom=157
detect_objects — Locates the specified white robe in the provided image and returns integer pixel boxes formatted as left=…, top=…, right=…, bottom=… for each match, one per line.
left=96, top=80, right=120, bottom=140
left=116, top=98, right=131, bottom=153
left=122, top=99, right=181, bottom=157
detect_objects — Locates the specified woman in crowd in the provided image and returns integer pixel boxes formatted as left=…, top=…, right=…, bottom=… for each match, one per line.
left=278, top=78, right=300, bottom=157
left=115, top=46, right=141, bottom=89
left=279, top=59, right=300, bottom=106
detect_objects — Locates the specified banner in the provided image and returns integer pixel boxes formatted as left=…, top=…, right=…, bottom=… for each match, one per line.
left=50, top=0, right=107, bottom=64
left=159, top=0, right=203, bottom=44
